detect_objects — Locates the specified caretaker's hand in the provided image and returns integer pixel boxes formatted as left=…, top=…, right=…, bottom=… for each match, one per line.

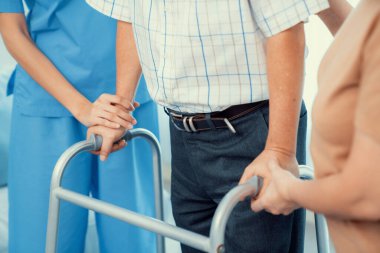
left=75, top=94, right=139, bottom=129
left=239, top=149, right=299, bottom=212
left=87, top=125, right=127, bottom=161
left=250, top=161, right=300, bottom=215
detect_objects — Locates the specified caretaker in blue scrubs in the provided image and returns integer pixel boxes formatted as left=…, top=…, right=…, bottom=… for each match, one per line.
left=0, top=1, right=158, bottom=253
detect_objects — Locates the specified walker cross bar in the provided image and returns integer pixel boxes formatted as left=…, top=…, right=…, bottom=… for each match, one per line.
left=45, top=128, right=330, bottom=253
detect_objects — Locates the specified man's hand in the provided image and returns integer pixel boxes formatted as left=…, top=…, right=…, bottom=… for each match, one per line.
left=250, top=161, right=300, bottom=215
left=239, top=149, right=299, bottom=209
left=87, top=125, right=127, bottom=161
left=85, top=21, right=143, bottom=163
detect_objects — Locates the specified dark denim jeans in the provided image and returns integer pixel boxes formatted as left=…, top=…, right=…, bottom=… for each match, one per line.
left=170, top=102, right=307, bottom=253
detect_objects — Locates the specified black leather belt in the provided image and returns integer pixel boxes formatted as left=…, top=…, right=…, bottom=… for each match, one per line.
left=165, top=100, right=268, bottom=133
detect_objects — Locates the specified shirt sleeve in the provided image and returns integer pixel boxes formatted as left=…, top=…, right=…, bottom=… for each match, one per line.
left=250, top=0, right=329, bottom=37
left=86, top=0, right=131, bottom=23
left=0, top=0, right=24, bottom=13
left=355, top=16, right=380, bottom=143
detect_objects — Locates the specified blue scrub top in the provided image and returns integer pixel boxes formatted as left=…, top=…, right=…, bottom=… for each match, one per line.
left=0, top=0, right=151, bottom=117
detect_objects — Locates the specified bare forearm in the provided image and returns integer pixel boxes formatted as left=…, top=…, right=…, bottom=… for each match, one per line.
left=265, top=23, right=305, bottom=156
left=116, top=21, right=142, bottom=102
left=290, top=132, right=380, bottom=221
left=290, top=173, right=379, bottom=221
left=0, top=14, right=89, bottom=116
left=291, top=175, right=352, bottom=218
left=318, top=0, right=352, bottom=35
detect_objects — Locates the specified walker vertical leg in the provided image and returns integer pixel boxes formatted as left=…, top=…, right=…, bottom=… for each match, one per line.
left=126, top=130, right=165, bottom=253
left=45, top=194, right=61, bottom=253
left=45, top=139, right=97, bottom=253
left=152, top=146, right=165, bottom=253
left=315, top=214, right=330, bottom=253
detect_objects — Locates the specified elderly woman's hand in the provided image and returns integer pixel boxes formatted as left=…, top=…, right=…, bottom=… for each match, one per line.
left=239, top=149, right=299, bottom=203
left=250, top=161, right=300, bottom=215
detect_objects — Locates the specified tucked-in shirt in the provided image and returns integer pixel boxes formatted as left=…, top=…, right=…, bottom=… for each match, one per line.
left=87, top=0, right=329, bottom=113
left=0, top=0, right=151, bottom=117
left=311, top=0, right=380, bottom=252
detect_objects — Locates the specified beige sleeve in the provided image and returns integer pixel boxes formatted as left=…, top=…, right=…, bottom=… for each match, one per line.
left=355, top=15, right=380, bottom=143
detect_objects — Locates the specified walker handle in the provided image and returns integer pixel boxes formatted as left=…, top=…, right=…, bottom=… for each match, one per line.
left=90, top=131, right=134, bottom=151
left=246, top=175, right=264, bottom=198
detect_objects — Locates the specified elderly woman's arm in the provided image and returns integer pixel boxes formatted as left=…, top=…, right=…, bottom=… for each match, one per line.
left=293, top=18, right=380, bottom=220
left=288, top=131, right=380, bottom=220
left=251, top=129, right=380, bottom=220
left=251, top=19, right=380, bottom=221
left=318, top=0, right=352, bottom=35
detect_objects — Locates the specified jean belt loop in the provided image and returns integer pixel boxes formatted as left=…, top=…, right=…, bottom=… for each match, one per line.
left=164, top=107, right=170, bottom=116
left=205, top=113, right=216, bottom=130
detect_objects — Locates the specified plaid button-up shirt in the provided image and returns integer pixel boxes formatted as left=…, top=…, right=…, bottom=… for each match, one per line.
left=87, top=0, right=329, bottom=113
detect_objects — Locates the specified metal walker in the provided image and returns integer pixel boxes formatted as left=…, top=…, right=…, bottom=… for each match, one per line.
left=45, top=128, right=330, bottom=253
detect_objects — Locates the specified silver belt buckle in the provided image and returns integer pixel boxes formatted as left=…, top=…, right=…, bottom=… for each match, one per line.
left=179, top=116, right=197, bottom=133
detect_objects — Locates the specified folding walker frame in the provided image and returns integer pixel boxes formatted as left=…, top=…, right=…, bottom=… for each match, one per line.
left=45, top=128, right=330, bottom=253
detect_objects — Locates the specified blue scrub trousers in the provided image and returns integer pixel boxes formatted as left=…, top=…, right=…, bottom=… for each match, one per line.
left=8, top=101, right=159, bottom=253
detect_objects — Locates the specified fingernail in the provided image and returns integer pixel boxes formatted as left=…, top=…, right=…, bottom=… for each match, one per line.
left=100, top=155, right=106, bottom=161
left=132, top=119, right=137, bottom=124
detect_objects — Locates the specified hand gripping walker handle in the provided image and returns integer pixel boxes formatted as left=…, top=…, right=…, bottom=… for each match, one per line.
left=89, top=131, right=134, bottom=151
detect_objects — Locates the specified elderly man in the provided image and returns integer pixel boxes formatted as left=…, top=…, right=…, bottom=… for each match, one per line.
left=86, top=1, right=349, bottom=252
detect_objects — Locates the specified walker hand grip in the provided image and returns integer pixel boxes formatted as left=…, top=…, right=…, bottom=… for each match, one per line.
left=249, top=175, right=264, bottom=197
left=90, top=134, right=103, bottom=151
left=89, top=131, right=134, bottom=151
left=241, top=175, right=264, bottom=200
